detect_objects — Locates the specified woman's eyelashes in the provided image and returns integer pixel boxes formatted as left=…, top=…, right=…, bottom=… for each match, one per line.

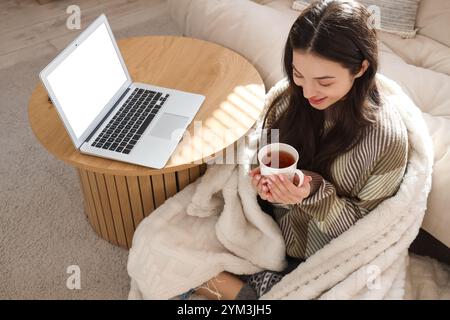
left=293, top=72, right=334, bottom=87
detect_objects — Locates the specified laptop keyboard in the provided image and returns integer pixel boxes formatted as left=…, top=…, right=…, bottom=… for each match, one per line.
left=91, top=88, right=170, bottom=154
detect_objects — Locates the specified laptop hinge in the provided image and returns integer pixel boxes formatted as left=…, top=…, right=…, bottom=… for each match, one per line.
left=84, top=87, right=131, bottom=144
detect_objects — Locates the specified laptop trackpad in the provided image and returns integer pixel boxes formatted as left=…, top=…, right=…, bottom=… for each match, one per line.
left=149, top=113, right=190, bottom=140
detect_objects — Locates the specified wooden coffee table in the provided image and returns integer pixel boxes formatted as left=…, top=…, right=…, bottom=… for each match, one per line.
left=28, top=36, right=265, bottom=249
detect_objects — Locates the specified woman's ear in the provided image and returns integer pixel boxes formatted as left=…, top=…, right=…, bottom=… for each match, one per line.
left=354, top=59, right=369, bottom=78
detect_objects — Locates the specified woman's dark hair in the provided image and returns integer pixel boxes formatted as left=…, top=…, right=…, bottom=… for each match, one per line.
left=264, top=0, right=380, bottom=182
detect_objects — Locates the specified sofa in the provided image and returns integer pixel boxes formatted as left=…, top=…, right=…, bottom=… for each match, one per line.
left=167, top=0, right=450, bottom=262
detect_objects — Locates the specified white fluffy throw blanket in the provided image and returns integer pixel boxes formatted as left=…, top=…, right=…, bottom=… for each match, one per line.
left=127, top=74, right=433, bottom=299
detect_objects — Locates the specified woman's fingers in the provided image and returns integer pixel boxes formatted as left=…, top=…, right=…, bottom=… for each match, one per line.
left=267, top=186, right=287, bottom=203
left=297, top=176, right=312, bottom=192
left=297, top=176, right=313, bottom=197
left=268, top=175, right=291, bottom=196
left=249, top=167, right=261, bottom=177
left=261, top=180, right=271, bottom=197
left=251, top=174, right=261, bottom=189
left=250, top=170, right=272, bottom=201
left=267, top=174, right=313, bottom=204
left=252, top=174, right=262, bottom=188
left=267, top=176, right=291, bottom=203
left=250, top=167, right=263, bottom=190
left=300, top=175, right=312, bottom=187
left=251, top=170, right=312, bottom=204
left=279, top=174, right=301, bottom=194
left=248, top=168, right=285, bottom=202
left=288, top=174, right=311, bottom=196
left=264, top=185, right=277, bottom=202
left=256, top=177, right=270, bottom=200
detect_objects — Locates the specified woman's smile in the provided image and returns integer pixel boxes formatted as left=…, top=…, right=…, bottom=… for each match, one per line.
left=308, top=96, right=327, bottom=105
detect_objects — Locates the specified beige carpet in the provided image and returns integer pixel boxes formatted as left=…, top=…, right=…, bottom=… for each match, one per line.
left=406, top=254, right=450, bottom=299
left=1, top=3, right=449, bottom=300
left=0, top=8, right=181, bottom=299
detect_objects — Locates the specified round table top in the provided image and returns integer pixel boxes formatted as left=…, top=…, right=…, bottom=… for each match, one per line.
left=28, top=35, right=265, bottom=175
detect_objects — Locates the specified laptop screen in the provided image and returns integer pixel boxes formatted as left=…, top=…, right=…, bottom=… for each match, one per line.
left=46, top=23, right=128, bottom=139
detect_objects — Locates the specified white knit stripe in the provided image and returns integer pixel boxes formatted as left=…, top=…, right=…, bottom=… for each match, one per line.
left=291, top=210, right=310, bottom=256
left=305, top=221, right=333, bottom=257
left=350, top=131, right=372, bottom=182
left=279, top=208, right=308, bottom=257
left=358, top=168, right=403, bottom=200
left=340, top=150, right=359, bottom=192
left=379, top=142, right=405, bottom=173
left=373, top=139, right=406, bottom=175
left=317, top=194, right=345, bottom=236
left=321, top=197, right=360, bottom=237
left=277, top=216, right=296, bottom=255
left=278, top=210, right=300, bottom=255
left=306, top=223, right=328, bottom=254
left=346, top=140, right=365, bottom=186
left=331, top=151, right=347, bottom=192
left=302, top=184, right=335, bottom=221
left=358, top=166, right=407, bottom=200
left=334, top=206, right=362, bottom=236
left=341, top=128, right=376, bottom=192
left=339, top=200, right=363, bottom=230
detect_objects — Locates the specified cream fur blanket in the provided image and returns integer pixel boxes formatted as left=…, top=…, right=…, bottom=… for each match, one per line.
left=127, top=74, right=433, bottom=299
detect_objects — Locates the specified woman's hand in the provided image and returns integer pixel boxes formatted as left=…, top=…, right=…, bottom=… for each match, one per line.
left=266, top=173, right=312, bottom=205
left=249, top=167, right=271, bottom=200
left=249, top=167, right=313, bottom=205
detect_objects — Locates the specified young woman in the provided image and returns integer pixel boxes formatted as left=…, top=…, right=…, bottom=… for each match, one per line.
left=181, top=0, right=408, bottom=300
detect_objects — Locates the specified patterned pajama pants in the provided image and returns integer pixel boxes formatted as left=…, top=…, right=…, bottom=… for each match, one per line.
left=238, top=256, right=304, bottom=297
left=240, top=197, right=304, bottom=298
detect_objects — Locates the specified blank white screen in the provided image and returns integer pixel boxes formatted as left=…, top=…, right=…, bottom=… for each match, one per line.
left=47, top=23, right=127, bottom=139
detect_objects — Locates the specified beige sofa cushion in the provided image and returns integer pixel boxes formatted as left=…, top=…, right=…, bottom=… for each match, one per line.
left=416, top=0, right=450, bottom=47
left=381, top=32, right=450, bottom=76
left=169, top=0, right=298, bottom=88
left=253, top=0, right=296, bottom=12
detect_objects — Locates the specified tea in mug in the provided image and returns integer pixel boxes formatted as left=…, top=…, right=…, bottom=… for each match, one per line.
left=261, top=150, right=295, bottom=169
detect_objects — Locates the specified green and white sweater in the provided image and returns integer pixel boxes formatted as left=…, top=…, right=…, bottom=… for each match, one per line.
left=263, top=79, right=409, bottom=260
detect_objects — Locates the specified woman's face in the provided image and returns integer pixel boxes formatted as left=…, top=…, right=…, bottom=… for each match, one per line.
left=292, top=49, right=368, bottom=110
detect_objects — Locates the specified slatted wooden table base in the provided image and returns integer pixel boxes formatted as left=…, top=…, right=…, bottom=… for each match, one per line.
left=77, top=164, right=206, bottom=249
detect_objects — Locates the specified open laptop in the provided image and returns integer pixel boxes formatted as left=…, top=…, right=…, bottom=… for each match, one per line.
left=39, top=14, right=205, bottom=169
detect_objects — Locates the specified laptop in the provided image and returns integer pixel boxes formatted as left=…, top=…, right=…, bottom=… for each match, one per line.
left=39, top=14, right=205, bottom=169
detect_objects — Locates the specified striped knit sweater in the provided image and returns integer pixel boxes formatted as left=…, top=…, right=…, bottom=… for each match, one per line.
left=263, top=78, right=409, bottom=260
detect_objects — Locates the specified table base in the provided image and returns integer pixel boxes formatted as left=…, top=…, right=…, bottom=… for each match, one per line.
left=77, top=164, right=207, bottom=249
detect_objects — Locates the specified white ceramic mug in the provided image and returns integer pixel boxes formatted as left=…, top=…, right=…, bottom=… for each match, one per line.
left=257, top=143, right=304, bottom=186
